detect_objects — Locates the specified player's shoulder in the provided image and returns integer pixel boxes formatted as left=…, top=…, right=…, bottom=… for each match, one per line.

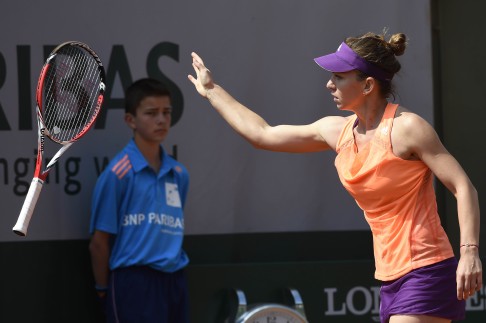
left=315, top=114, right=351, bottom=124
left=394, top=105, right=433, bottom=132
left=313, top=114, right=352, bottom=134
left=314, top=114, right=354, bottom=150
left=393, top=105, right=439, bottom=151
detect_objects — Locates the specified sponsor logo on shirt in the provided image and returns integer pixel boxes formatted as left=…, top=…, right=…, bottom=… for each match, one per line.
left=122, top=212, right=184, bottom=231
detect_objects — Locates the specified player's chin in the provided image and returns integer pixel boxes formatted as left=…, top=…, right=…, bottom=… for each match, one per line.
left=333, top=100, right=343, bottom=110
left=337, top=103, right=352, bottom=111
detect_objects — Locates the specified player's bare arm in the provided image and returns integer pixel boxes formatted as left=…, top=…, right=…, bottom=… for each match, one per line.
left=247, top=115, right=348, bottom=153
left=393, top=108, right=482, bottom=300
left=188, top=52, right=348, bottom=153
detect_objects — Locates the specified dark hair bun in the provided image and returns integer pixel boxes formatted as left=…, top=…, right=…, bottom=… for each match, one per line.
left=388, top=33, right=407, bottom=56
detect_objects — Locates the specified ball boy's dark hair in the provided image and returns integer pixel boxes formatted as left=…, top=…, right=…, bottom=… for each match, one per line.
left=124, top=78, right=171, bottom=115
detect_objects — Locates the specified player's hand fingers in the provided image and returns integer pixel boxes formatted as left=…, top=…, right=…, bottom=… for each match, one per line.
left=471, top=261, right=483, bottom=296
left=191, top=53, right=205, bottom=73
left=187, top=72, right=205, bottom=98
left=192, top=60, right=211, bottom=79
left=457, top=275, right=465, bottom=300
left=457, top=252, right=483, bottom=300
left=476, top=274, right=483, bottom=291
left=189, top=53, right=214, bottom=96
left=468, top=271, right=483, bottom=296
left=191, top=52, right=205, bottom=66
left=188, top=63, right=213, bottom=99
left=458, top=272, right=482, bottom=299
left=191, top=52, right=212, bottom=78
left=463, top=275, right=473, bottom=299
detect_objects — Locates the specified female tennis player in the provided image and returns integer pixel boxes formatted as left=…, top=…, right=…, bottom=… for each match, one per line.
left=188, top=31, right=482, bottom=323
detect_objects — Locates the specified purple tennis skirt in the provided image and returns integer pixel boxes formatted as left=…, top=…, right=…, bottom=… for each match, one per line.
left=380, top=257, right=465, bottom=322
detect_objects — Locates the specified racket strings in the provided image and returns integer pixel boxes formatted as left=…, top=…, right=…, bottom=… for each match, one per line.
left=42, top=45, right=102, bottom=142
left=47, top=47, right=98, bottom=139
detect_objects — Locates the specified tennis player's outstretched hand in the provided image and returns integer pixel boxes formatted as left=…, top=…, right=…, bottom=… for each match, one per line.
left=188, top=52, right=214, bottom=98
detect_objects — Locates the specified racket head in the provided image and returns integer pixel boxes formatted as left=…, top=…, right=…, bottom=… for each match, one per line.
left=36, top=41, right=106, bottom=144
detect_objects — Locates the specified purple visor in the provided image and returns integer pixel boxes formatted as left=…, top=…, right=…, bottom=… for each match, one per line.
left=314, top=42, right=393, bottom=81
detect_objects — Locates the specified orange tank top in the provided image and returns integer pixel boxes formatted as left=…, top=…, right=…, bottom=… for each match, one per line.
left=334, top=103, right=453, bottom=281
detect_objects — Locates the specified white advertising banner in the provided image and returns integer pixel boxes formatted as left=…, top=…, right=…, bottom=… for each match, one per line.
left=0, top=0, right=433, bottom=240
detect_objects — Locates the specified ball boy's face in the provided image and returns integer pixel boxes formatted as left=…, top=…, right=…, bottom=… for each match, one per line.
left=125, top=95, right=172, bottom=144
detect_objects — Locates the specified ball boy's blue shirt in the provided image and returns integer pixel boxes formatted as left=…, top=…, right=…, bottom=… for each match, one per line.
left=90, top=139, right=189, bottom=272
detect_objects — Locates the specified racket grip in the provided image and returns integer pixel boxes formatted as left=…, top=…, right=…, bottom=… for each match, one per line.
left=13, top=178, right=44, bottom=236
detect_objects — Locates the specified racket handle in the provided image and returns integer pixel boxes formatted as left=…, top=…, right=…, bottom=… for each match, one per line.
left=13, top=178, right=44, bottom=236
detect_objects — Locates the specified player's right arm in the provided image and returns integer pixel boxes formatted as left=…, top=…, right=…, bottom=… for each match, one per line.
left=206, top=84, right=345, bottom=153
left=188, top=52, right=347, bottom=153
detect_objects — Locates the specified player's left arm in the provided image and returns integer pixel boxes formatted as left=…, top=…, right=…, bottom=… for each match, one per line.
left=395, top=110, right=482, bottom=300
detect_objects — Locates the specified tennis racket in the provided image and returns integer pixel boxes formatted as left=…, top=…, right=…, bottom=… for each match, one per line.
left=12, top=41, right=106, bottom=236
